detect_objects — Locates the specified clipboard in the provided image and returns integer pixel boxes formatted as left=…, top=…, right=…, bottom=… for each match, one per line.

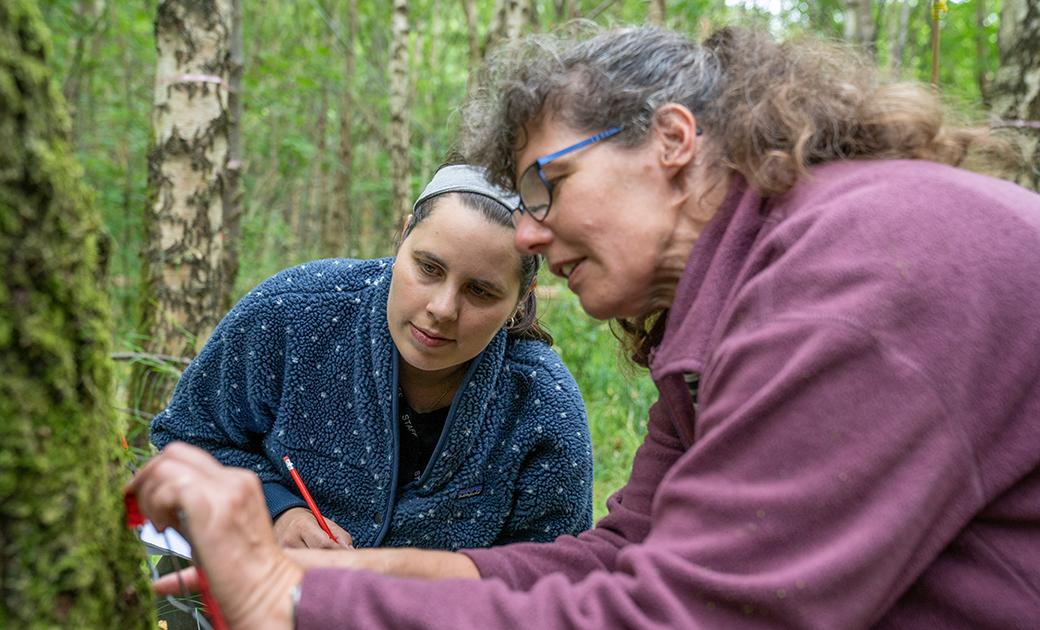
left=140, top=521, right=193, bottom=560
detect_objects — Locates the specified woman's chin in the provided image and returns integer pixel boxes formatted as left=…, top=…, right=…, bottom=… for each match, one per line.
left=577, top=293, right=624, bottom=321
left=398, top=346, right=444, bottom=372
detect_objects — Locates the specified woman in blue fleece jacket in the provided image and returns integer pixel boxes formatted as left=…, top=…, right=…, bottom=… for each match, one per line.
left=150, top=165, right=593, bottom=550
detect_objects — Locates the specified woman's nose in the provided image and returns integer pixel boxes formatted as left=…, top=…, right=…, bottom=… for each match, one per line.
left=426, top=286, right=459, bottom=321
left=513, top=212, right=553, bottom=254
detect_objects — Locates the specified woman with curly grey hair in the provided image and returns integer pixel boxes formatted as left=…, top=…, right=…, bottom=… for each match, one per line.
left=128, top=26, right=1040, bottom=629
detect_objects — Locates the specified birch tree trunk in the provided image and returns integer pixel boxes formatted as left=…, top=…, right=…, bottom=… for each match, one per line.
left=0, top=1, right=153, bottom=625
left=504, top=0, right=530, bottom=41
left=389, top=0, right=411, bottom=237
left=553, top=0, right=577, bottom=21
left=129, top=0, right=232, bottom=419
left=419, top=0, right=443, bottom=181
left=461, top=0, right=481, bottom=68
left=843, top=0, right=876, bottom=57
left=991, top=0, right=1040, bottom=191
left=888, top=0, right=911, bottom=72
left=325, top=0, right=357, bottom=259
left=975, top=0, right=991, bottom=106
left=648, top=0, right=666, bottom=25
left=221, top=0, right=243, bottom=311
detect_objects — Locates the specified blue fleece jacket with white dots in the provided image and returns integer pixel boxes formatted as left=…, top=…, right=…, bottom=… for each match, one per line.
left=151, top=258, right=593, bottom=549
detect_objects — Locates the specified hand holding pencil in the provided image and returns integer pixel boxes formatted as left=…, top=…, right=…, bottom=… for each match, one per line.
left=275, top=456, right=354, bottom=549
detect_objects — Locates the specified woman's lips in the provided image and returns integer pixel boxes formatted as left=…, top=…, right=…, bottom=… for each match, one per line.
left=410, top=323, right=452, bottom=348
left=565, top=260, right=584, bottom=291
left=553, top=258, right=581, bottom=278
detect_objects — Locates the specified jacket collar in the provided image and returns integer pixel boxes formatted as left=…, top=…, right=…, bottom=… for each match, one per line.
left=372, top=261, right=508, bottom=495
left=648, top=175, right=769, bottom=382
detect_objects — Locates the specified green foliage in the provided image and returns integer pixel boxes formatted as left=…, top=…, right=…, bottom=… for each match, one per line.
left=0, top=0, right=152, bottom=626
left=535, top=276, right=657, bottom=520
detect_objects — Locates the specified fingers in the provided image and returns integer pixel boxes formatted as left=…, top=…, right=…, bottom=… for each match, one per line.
left=153, top=566, right=200, bottom=596
left=127, top=443, right=300, bottom=628
left=300, top=525, right=344, bottom=550
left=128, top=457, right=201, bottom=532
left=327, top=521, right=354, bottom=549
left=125, top=442, right=225, bottom=531
left=273, top=508, right=313, bottom=548
left=274, top=508, right=352, bottom=549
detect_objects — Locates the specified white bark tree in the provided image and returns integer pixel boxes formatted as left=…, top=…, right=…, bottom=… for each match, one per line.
left=991, top=0, right=1040, bottom=191
left=648, top=0, right=666, bottom=25
left=843, top=0, right=876, bottom=57
left=389, top=0, right=411, bottom=236
left=130, top=0, right=233, bottom=417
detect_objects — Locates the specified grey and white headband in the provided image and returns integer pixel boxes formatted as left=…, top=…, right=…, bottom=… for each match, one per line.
left=413, top=164, right=520, bottom=213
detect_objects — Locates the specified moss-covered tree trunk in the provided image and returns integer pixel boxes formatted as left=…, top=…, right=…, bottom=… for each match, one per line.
left=991, top=0, right=1040, bottom=192
left=128, top=0, right=232, bottom=421
left=0, top=1, right=153, bottom=626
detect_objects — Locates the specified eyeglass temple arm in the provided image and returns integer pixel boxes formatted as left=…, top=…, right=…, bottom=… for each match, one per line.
left=536, top=127, right=622, bottom=166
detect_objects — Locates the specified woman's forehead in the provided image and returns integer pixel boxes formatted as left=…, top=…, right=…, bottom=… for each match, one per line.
left=407, top=200, right=522, bottom=284
left=515, top=117, right=589, bottom=175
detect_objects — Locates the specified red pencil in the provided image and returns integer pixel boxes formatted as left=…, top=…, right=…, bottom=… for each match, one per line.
left=282, top=455, right=339, bottom=543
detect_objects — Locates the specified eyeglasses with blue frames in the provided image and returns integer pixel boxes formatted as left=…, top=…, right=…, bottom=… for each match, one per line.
left=514, top=127, right=622, bottom=224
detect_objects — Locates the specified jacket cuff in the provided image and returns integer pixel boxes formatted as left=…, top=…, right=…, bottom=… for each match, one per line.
left=263, top=481, right=306, bottom=521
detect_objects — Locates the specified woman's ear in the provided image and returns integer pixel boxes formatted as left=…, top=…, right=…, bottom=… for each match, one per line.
left=652, top=104, right=699, bottom=174
left=507, top=286, right=534, bottom=329
left=401, top=213, right=413, bottom=234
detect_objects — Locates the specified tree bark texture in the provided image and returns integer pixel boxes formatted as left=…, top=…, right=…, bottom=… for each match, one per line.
left=992, top=0, right=1040, bottom=191
left=504, top=0, right=530, bottom=41
left=389, top=0, right=411, bottom=235
left=220, top=0, right=244, bottom=311
left=888, top=0, right=911, bottom=72
left=975, top=0, right=990, bottom=105
left=485, top=0, right=529, bottom=53
left=843, top=0, right=876, bottom=57
left=325, top=0, right=357, bottom=259
left=0, top=2, right=153, bottom=626
left=461, top=0, right=481, bottom=68
left=648, top=0, right=666, bottom=25
left=129, top=0, right=232, bottom=418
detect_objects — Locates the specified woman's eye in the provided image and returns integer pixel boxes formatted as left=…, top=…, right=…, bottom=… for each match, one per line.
left=469, top=285, right=493, bottom=299
left=417, top=261, right=438, bottom=276
left=547, top=174, right=567, bottom=191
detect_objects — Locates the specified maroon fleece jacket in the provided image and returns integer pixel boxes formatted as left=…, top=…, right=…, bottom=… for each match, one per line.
left=298, top=160, right=1040, bottom=629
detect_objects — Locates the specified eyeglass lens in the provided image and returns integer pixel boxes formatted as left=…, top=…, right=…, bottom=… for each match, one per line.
left=518, top=162, right=551, bottom=222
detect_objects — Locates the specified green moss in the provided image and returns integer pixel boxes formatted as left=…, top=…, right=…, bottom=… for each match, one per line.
left=0, top=1, right=153, bottom=626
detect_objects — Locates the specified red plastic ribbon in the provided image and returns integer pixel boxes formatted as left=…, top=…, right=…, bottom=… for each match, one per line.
left=196, top=564, right=230, bottom=630
left=124, top=492, right=146, bottom=529
left=125, top=491, right=229, bottom=630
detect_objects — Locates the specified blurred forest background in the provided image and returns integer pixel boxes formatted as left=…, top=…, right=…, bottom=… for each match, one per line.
left=2, top=0, right=1037, bottom=626
left=36, top=0, right=1039, bottom=517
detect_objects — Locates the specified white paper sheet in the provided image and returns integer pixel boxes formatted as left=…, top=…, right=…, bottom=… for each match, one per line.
left=140, top=521, right=193, bottom=560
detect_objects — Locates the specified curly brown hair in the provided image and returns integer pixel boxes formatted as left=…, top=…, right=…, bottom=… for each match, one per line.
left=460, top=25, right=1013, bottom=365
